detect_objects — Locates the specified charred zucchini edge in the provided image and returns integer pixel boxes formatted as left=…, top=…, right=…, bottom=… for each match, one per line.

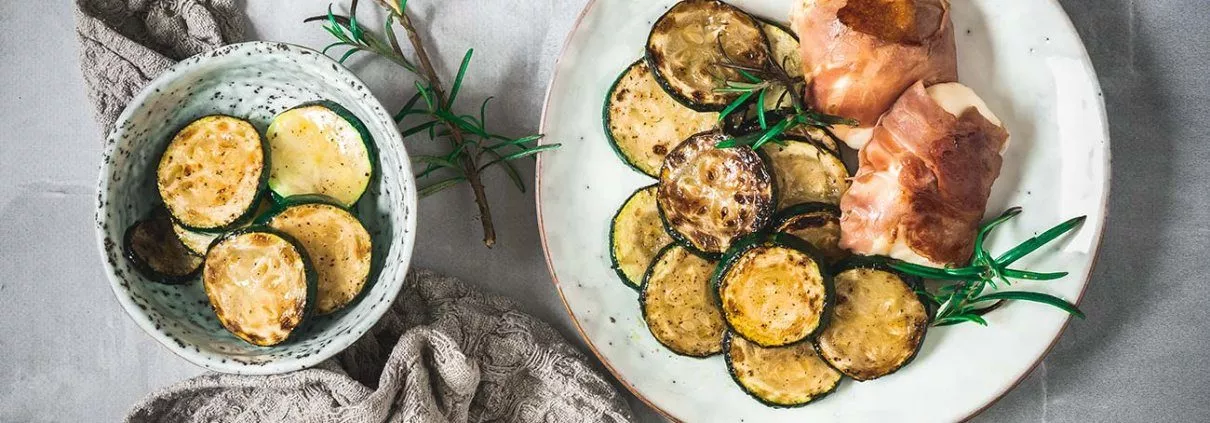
left=123, top=208, right=204, bottom=285
left=713, top=232, right=834, bottom=347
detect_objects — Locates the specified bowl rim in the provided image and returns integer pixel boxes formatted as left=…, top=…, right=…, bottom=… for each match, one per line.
left=532, top=0, right=1112, bottom=420
left=93, top=40, right=417, bottom=375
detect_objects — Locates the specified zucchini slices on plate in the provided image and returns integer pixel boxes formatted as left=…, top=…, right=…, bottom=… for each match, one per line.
left=610, top=185, right=674, bottom=290
left=203, top=228, right=317, bottom=347
left=724, top=332, right=842, bottom=407
left=641, top=245, right=727, bottom=357
left=124, top=207, right=203, bottom=284
left=715, top=233, right=833, bottom=347
left=646, top=0, right=769, bottom=111
left=157, top=115, right=267, bottom=231
left=605, top=60, right=719, bottom=177
left=260, top=195, right=373, bottom=315
left=658, top=131, right=775, bottom=255
left=816, top=259, right=930, bottom=380
left=773, top=202, right=848, bottom=264
left=267, top=101, right=376, bottom=207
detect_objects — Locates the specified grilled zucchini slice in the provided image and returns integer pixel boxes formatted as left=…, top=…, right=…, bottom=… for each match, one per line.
left=172, top=199, right=274, bottom=255
left=157, top=115, right=267, bottom=231
left=725, top=332, right=842, bottom=407
left=261, top=195, right=373, bottom=315
left=267, top=101, right=376, bottom=207
left=641, top=244, right=727, bottom=357
left=604, top=60, right=719, bottom=177
left=758, top=21, right=803, bottom=111
left=646, top=0, right=770, bottom=111
left=817, top=258, right=930, bottom=380
left=761, top=136, right=849, bottom=208
left=610, top=185, right=674, bottom=291
left=124, top=208, right=203, bottom=284
left=773, top=203, right=848, bottom=264
left=736, top=110, right=841, bottom=155
left=658, top=131, right=775, bottom=256
left=203, top=228, right=316, bottom=347
left=715, top=233, right=832, bottom=347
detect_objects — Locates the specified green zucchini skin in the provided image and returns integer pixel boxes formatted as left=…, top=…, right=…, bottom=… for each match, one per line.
left=639, top=244, right=726, bottom=357
left=158, top=115, right=270, bottom=233
left=772, top=202, right=849, bottom=264
left=723, top=331, right=842, bottom=408
left=609, top=185, right=674, bottom=292
left=645, top=0, right=772, bottom=112
left=257, top=194, right=375, bottom=315
left=713, top=232, right=834, bottom=347
left=266, top=101, right=378, bottom=207
left=123, top=208, right=204, bottom=285
left=203, top=226, right=318, bottom=346
left=814, top=256, right=930, bottom=381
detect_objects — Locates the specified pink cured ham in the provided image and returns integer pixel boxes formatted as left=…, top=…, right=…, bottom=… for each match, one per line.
left=839, top=81, right=1009, bottom=266
left=791, top=0, right=958, bottom=148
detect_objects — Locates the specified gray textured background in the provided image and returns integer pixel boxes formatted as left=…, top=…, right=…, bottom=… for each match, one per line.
left=1, top=0, right=1207, bottom=421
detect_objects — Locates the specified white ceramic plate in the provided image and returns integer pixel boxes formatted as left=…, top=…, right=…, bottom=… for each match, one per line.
left=537, top=0, right=1109, bottom=421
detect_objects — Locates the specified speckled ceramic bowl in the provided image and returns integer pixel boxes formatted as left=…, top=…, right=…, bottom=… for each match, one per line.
left=94, top=41, right=417, bottom=374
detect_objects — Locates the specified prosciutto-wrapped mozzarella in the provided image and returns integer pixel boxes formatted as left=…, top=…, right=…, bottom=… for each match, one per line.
left=791, top=0, right=958, bottom=149
left=839, top=81, right=1009, bottom=267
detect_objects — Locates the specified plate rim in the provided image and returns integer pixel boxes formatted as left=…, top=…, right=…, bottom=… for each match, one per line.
left=534, top=0, right=1112, bottom=420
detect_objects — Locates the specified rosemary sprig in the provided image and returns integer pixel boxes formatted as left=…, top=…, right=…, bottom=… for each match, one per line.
left=306, top=0, right=560, bottom=248
left=891, top=207, right=1088, bottom=327
left=711, top=38, right=856, bottom=150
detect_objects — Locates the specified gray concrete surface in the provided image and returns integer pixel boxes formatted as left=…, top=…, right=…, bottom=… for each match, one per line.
left=1, top=0, right=1207, bottom=421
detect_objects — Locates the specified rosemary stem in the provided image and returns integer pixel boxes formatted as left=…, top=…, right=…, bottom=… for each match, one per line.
left=381, top=0, right=498, bottom=247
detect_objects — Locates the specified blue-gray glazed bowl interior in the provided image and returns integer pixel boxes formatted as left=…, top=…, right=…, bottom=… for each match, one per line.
left=95, top=42, right=416, bottom=374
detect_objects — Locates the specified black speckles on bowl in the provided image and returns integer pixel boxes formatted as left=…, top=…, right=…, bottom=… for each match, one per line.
left=94, top=41, right=417, bottom=375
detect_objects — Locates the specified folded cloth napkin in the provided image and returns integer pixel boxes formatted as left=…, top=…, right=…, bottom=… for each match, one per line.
left=75, top=1, right=633, bottom=422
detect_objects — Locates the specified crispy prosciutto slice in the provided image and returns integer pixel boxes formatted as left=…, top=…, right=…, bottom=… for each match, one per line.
left=791, top=0, right=958, bottom=148
left=839, top=82, right=1009, bottom=267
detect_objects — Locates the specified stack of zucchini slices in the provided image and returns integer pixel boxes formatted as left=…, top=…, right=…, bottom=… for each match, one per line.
left=123, top=101, right=377, bottom=347
left=605, top=0, right=930, bottom=408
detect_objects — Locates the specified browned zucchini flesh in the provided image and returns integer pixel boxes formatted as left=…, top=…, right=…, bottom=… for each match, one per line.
left=725, top=332, right=842, bottom=407
left=604, top=60, right=719, bottom=176
left=610, top=185, right=675, bottom=290
left=773, top=202, right=849, bottom=264
left=715, top=233, right=832, bottom=347
left=641, top=245, right=727, bottom=357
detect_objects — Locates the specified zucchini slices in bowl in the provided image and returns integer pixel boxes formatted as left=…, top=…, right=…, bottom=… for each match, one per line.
left=203, top=228, right=317, bottom=347
left=658, top=131, right=775, bottom=256
left=816, top=259, right=930, bottom=381
left=260, top=196, right=373, bottom=315
left=124, top=207, right=204, bottom=285
left=157, top=115, right=267, bottom=231
left=266, top=101, right=376, bottom=207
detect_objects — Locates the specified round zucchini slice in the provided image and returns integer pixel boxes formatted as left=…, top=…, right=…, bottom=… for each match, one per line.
left=646, top=0, right=770, bottom=111
left=773, top=203, right=849, bottom=264
left=610, top=185, right=675, bottom=291
left=640, top=244, right=727, bottom=357
left=816, top=259, right=930, bottom=381
left=267, top=101, right=376, bottom=207
left=715, top=233, right=832, bottom=347
left=725, top=332, right=842, bottom=407
left=761, top=136, right=850, bottom=209
left=658, top=131, right=775, bottom=256
left=758, top=21, right=803, bottom=111
left=203, top=228, right=316, bottom=346
left=156, top=115, right=267, bottom=231
left=604, top=59, right=719, bottom=177
left=261, top=195, right=373, bottom=315
left=123, top=208, right=203, bottom=285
